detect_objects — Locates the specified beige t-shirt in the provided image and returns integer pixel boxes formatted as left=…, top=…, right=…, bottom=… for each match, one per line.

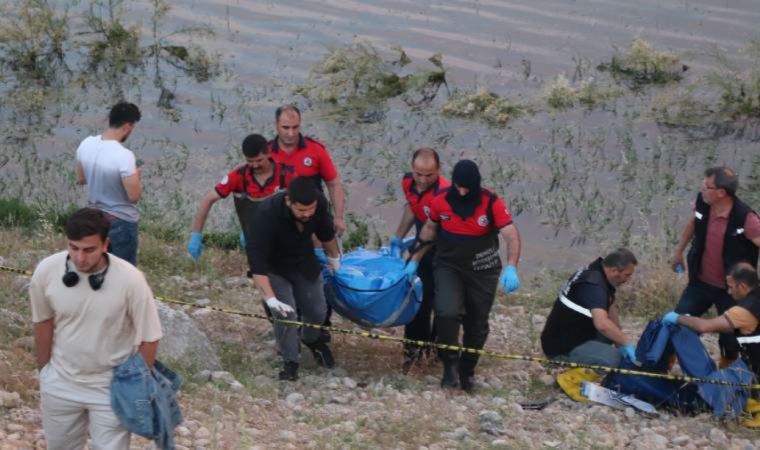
left=30, top=251, right=163, bottom=386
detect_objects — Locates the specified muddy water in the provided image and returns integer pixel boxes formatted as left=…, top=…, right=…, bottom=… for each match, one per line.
left=4, top=0, right=760, bottom=274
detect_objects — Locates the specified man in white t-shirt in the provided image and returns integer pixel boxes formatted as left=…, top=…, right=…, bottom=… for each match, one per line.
left=76, top=102, right=143, bottom=265
left=30, top=208, right=163, bottom=449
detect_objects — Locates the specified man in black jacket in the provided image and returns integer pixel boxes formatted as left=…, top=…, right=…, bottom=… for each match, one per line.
left=247, top=177, right=342, bottom=381
left=670, top=167, right=760, bottom=366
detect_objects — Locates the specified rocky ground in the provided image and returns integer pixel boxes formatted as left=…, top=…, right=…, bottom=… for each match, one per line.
left=1, top=233, right=759, bottom=449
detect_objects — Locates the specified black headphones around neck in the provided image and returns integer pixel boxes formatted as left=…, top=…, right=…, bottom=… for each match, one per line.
left=62, top=254, right=110, bottom=291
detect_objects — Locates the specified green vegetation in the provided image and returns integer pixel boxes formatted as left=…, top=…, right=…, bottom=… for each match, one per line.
left=294, top=42, right=446, bottom=118
left=441, top=88, right=523, bottom=126
left=653, top=40, right=760, bottom=139
left=544, top=74, right=621, bottom=110
left=598, top=36, right=685, bottom=88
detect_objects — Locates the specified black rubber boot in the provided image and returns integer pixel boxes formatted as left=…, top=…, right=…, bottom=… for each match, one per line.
left=439, top=350, right=460, bottom=389
left=306, top=341, right=335, bottom=369
left=459, top=352, right=479, bottom=392
left=278, top=361, right=299, bottom=381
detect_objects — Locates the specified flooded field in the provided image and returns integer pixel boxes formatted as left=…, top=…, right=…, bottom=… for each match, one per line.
left=1, top=0, right=759, bottom=273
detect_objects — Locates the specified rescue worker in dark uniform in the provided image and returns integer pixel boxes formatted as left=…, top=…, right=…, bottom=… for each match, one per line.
left=663, top=262, right=760, bottom=382
left=247, top=177, right=342, bottom=381
left=409, top=160, right=521, bottom=391
left=389, top=148, right=450, bottom=371
left=187, top=134, right=291, bottom=261
left=669, top=167, right=760, bottom=366
left=540, top=249, right=639, bottom=368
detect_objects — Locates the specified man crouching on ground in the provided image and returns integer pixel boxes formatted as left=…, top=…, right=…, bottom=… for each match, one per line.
left=30, top=207, right=162, bottom=449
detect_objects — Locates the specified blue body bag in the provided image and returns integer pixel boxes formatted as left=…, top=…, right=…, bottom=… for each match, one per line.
left=320, top=247, right=423, bottom=328
left=604, top=320, right=753, bottom=417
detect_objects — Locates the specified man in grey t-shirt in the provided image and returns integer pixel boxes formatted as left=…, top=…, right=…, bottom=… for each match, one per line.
left=76, top=102, right=142, bottom=265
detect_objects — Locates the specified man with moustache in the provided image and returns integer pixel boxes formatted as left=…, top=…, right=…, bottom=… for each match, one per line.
left=187, top=134, right=291, bottom=262
left=269, top=104, right=346, bottom=235
left=390, top=148, right=450, bottom=370
left=669, top=167, right=760, bottom=367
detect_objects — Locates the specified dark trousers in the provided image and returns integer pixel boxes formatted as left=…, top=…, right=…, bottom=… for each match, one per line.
left=404, top=251, right=436, bottom=353
left=675, top=280, right=739, bottom=359
left=433, top=263, right=500, bottom=375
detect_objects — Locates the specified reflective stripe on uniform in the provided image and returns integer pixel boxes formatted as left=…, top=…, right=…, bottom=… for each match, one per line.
left=737, top=335, right=760, bottom=344
left=559, top=294, right=592, bottom=318
left=695, top=211, right=703, bottom=220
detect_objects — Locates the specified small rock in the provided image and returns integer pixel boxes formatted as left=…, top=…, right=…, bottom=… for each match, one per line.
left=330, top=395, right=350, bottom=405
left=492, top=439, right=510, bottom=448
left=444, top=427, right=470, bottom=441
left=176, top=426, right=191, bottom=437
left=510, top=402, right=524, bottom=414
left=210, top=405, right=224, bottom=417
left=531, top=314, right=546, bottom=326
left=194, top=299, right=211, bottom=307
left=542, top=441, right=561, bottom=448
left=286, top=393, right=305, bottom=406
left=194, top=427, right=211, bottom=439
left=478, top=410, right=504, bottom=436
left=230, top=381, right=245, bottom=391
left=193, top=370, right=212, bottom=382
left=343, top=377, right=358, bottom=389
left=0, top=393, right=21, bottom=408
left=709, top=427, right=727, bottom=446
left=538, top=373, right=555, bottom=386
left=279, top=430, right=297, bottom=441
left=625, top=407, right=636, bottom=419
left=5, top=424, right=25, bottom=432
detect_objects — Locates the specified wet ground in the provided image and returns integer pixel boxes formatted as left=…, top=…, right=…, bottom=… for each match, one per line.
left=2, top=0, right=760, bottom=272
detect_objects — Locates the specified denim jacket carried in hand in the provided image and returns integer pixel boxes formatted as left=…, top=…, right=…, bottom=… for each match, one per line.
left=111, top=353, right=183, bottom=450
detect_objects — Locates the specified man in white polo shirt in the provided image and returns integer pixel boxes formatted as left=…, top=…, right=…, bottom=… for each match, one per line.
left=30, top=208, right=162, bottom=449
left=76, top=102, right=143, bottom=265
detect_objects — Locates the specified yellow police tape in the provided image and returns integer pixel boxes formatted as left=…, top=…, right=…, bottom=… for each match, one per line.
left=3, top=264, right=760, bottom=390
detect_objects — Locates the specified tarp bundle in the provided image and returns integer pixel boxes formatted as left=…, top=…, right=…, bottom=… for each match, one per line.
left=604, top=320, right=754, bottom=417
left=320, top=247, right=423, bottom=328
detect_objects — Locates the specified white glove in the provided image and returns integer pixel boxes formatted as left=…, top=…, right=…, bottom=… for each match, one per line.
left=265, top=297, right=295, bottom=317
left=327, top=256, right=341, bottom=272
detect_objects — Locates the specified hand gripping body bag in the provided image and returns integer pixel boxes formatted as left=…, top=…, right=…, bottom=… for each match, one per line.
left=320, top=247, right=423, bottom=328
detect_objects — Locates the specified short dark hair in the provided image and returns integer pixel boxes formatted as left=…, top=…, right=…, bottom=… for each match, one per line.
left=728, top=263, right=759, bottom=290
left=705, top=166, right=738, bottom=196
left=287, top=177, right=318, bottom=205
left=64, top=208, right=110, bottom=242
left=602, top=248, right=638, bottom=270
left=109, top=101, right=141, bottom=128
left=242, top=134, right=269, bottom=158
left=275, top=104, right=301, bottom=121
left=412, top=147, right=440, bottom=168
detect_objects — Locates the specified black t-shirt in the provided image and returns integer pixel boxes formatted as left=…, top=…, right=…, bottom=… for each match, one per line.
left=247, top=191, right=335, bottom=280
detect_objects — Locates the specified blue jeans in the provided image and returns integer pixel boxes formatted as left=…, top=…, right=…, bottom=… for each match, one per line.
left=675, top=280, right=738, bottom=359
left=109, top=219, right=138, bottom=266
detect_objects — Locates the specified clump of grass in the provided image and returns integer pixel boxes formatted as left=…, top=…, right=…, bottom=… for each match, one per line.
left=598, top=36, right=685, bottom=88
left=294, top=42, right=446, bottom=116
left=653, top=40, right=760, bottom=139
left=544, top=74, right=621, bottom=110
left=440, top=88, right=523, bottom=126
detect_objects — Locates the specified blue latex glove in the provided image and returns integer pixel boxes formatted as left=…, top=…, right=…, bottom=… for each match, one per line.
left=187, top=232, right=203, bottom=262
left=240, top=231, right=248, bottom=249
left=619, top=344, right=637, bottom=364
left=390, top=236, right=403, bottom=258
left=500, top=265, right=520, bottom=294
left=404, top=261, right=419, bottom=282
left=662, top=311, right=680, bottom=325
